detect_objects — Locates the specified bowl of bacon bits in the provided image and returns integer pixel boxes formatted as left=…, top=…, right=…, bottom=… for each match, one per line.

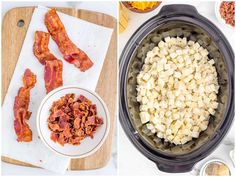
left=37, top=86, right=110, bottom=158
left=215, top=1, right=235, bottom=29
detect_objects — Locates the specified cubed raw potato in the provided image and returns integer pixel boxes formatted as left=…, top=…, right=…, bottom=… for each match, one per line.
left=136, top=37, right=218, bottom=145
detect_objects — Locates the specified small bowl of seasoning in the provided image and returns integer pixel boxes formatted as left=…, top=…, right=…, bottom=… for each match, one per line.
left=215, top=1, right=235, bottom=29
left=122, top=1, right=162, bottom=13
left=200, top=159, right=231, bottom=176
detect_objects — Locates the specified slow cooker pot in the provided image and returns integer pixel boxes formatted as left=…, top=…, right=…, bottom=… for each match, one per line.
left=119, top=5, right=234, bottom=173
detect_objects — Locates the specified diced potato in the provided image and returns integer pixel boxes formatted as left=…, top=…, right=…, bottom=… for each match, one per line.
left=136, top=37, right=218, bottom=145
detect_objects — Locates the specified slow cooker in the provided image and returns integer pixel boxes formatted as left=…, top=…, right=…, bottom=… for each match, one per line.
left=119, top=5, right=234, bottom=173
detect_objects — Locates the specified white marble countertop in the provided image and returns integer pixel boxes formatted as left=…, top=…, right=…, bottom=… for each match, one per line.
left=119, top=0, right=235, bottom=176
left=1, top=1, right=117, bottom=176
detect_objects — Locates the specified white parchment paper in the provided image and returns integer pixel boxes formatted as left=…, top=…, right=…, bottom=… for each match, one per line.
left=2, top=6, right=113, bottom=174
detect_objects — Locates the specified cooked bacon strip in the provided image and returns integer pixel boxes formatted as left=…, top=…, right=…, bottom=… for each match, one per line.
left=44, top=60, right=63, bottom=93
left=45, top=9, right=93, bottom=72
left=33, top=31, right=57, bottom=64
left=14, top=69, right=37, bottom=142
left=33, top=31, right=63, bottom=93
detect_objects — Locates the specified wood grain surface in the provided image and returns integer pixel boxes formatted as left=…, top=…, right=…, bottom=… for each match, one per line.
left=1, top=7, right=117, bottom=171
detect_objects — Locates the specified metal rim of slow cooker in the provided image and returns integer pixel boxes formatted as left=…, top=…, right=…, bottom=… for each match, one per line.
left=119, top=5, right=234, bottom=171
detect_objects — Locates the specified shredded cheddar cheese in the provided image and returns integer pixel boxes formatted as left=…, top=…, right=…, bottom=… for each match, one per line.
left=128, top=1, right=160, bottom=10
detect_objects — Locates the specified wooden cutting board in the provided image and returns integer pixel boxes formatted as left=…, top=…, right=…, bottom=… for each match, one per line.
left=1, top=7, right=117, bottom=170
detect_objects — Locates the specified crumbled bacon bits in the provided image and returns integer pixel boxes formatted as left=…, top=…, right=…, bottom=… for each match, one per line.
left=48, top=93, right=103, bottom=146
left=220, top=1, right=235, bottom=27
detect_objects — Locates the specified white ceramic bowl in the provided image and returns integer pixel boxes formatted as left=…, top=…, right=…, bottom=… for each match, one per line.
left=37, top=85, right=110, bottom=158
left=200, top=159, right=231, bottom=176
left=215, top=1, right=234, bottom=30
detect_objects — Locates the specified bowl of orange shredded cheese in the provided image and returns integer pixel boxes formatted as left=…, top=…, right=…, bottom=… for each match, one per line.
left=122, top=1, right=162, bottom=13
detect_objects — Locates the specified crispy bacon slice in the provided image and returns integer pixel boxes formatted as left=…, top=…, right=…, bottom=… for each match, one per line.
left=45, top=9, right=93, bottom=72
left=44, top=60, right=63, bottom=93
left=33, top=31, right=63, bottom=93
left=33, top=31, right=57, bottom=64
left=14, top=69, right=37, bottom=142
